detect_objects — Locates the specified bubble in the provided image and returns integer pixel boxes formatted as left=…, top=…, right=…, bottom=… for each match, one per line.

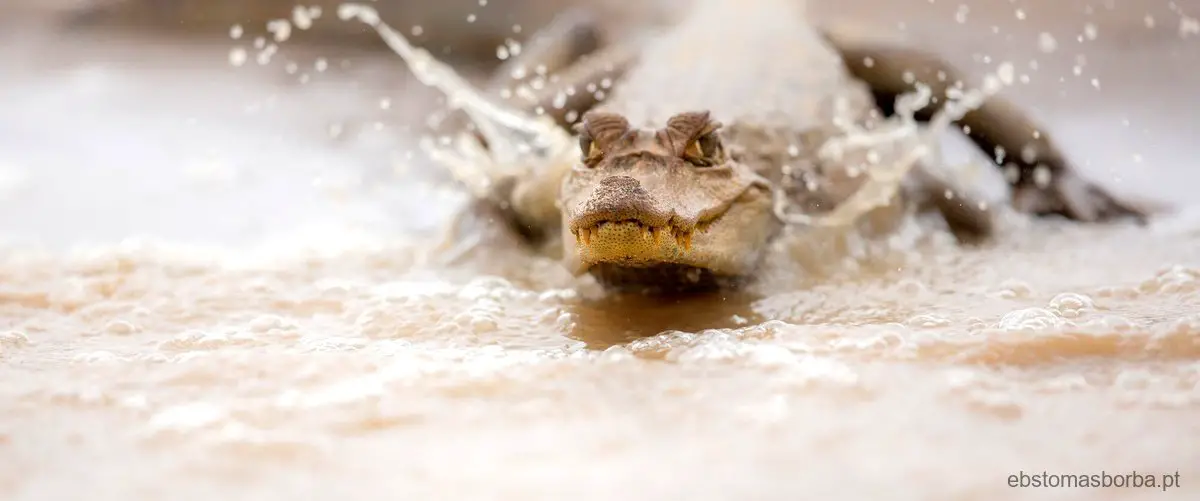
left=997, top=308, right=1063, bottom=332
left=990, top=279, right=1033, bottom=299
left=1048, top=293, right=1095, bottom=319
left=907, top=314, right=951, bottom=328
left=102, top=319, right=140, bottom=335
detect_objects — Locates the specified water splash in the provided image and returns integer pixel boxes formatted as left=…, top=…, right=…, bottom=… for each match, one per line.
left=774, top=62, right=1011, bottom=228
left=337, top=2, right=1005, bottom=232
left=336, top=3, right=574, bottom=200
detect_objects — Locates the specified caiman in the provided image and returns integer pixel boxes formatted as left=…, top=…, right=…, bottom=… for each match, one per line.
left=420, top=0, right=1148, bottom=295
left=78, top=0, right=1149, bottom=295
left=412, top=0, right=1154, bottom=295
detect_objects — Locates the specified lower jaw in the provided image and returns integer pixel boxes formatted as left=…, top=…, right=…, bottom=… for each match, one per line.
left=585, top=262, right=742, bottom=295
left=563, top=244, right=694, bottom=278
left=564, top=247, right=698, bottom=276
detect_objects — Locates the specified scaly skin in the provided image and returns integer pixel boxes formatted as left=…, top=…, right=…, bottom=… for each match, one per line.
left=560, top=110, right=779, bottom=293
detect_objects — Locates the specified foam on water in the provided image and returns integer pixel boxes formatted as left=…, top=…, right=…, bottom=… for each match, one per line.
left=3, top=235, right=1200, bottom=498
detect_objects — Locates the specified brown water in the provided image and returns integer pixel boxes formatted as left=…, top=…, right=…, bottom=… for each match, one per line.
left=3, top=2, right=1200, bottom=500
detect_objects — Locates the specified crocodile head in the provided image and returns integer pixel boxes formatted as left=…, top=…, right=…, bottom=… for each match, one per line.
left=560, top=110, right=778, bottom=294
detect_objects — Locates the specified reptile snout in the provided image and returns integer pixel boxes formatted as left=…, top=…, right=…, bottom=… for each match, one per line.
left=568, top=176, right=671, bottom=231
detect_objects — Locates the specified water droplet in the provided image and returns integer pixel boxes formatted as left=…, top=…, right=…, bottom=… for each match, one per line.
left=1037, top=32, right=1058, bottom=53
left=292, top=5, right=320, bottom=30
left=266, top=19, right=292, bottom=42
left=228, top=47, right=248, bottom=67
left=1083, top=23, right=1098, bottom=40
left=996, top=62, right=1015, bottom=85
left=1181, top=17, right=1200, bottom=38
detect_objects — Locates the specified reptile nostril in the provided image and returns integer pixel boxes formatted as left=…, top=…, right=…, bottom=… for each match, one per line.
left=577, top=176, right=656, bottom=223
left=597, top=176, right=641, bottom=191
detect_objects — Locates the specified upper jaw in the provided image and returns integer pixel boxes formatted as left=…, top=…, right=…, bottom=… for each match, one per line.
left=571, top=219, right=700, bottom=253
left=567, top=209, right=675, bottom=236
left=561, top=210, right=730, bottom=277
left=564, top=182, right=749, bottom=240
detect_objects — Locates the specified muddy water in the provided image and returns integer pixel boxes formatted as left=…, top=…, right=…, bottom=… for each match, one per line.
left=3, top=5, right=1200, bottom=501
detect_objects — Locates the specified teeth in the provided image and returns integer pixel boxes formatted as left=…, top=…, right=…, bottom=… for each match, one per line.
left=573, top=222, right=692, bottom=251
left=674, top=231, right=692, bottom=251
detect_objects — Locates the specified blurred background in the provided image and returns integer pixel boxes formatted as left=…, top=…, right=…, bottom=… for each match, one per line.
left=1, top=0, right=1197, bottom=248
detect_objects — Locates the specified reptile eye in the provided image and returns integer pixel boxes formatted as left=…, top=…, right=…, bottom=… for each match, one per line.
left=579, top=136, right=603, bottom=166
left=682, top=132, right=723, bottom=167
left=575, top=111, right=631, bottom=167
